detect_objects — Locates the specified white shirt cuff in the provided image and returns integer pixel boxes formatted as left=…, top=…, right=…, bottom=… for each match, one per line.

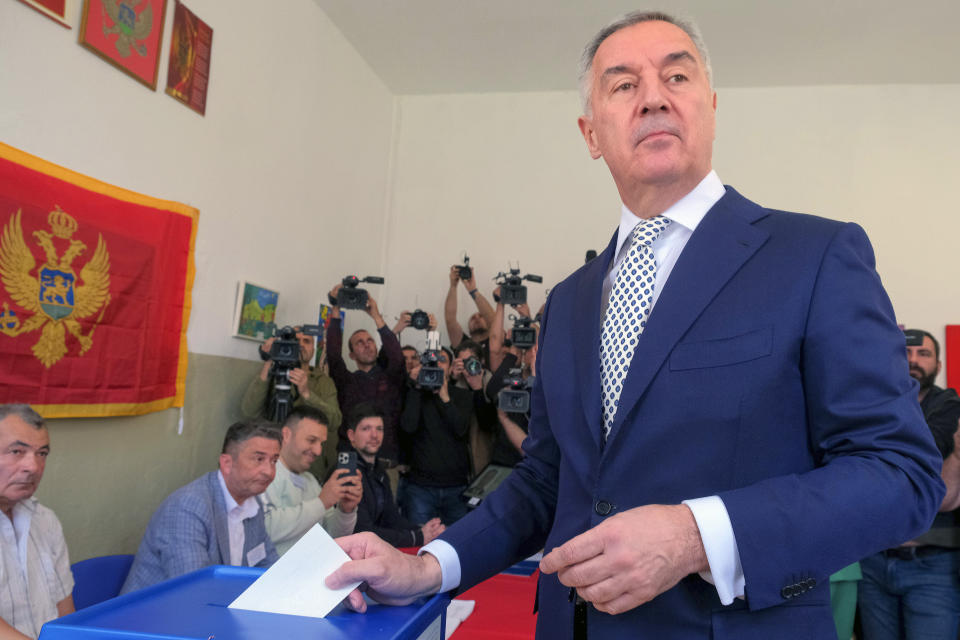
left=683, top=496, right=744, bottom=605
left=419, top=538, right=461, bottom=593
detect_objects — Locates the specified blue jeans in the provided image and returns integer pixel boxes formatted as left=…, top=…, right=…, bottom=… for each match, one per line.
left=858, top=549, right=960, bottom=640
left=400, top=482, right=468, bottom=527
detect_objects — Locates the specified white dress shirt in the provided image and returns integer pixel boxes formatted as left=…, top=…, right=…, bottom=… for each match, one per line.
left=217, top=470, right=260, bottom=566
left=423, top=171, right=745, bottom=604
left=0, top=498, right=74, bottom=638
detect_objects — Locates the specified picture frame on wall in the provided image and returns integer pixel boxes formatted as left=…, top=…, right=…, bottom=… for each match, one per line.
left=233, top=281, right=279, bottom=342
left=79, top=0, right=168, bottom=90
left=16, top=0, right=76, bottom=28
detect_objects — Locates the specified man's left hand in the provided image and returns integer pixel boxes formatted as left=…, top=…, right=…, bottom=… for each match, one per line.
left=539, top=504, right=708, bottom=615
left=288, top=367, right=310, bottom=398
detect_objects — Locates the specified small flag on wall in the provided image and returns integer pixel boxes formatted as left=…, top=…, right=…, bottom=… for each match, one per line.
left=0, top=142, right=198, bottom=418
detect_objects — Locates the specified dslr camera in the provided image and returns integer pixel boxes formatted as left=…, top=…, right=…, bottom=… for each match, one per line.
left=410, top=309, right=430, bottom=331
left=335, top=275, right=385, bottom=310
left=494, top=266, right=542, bottom=306
left=457, top=254, right=473, bottom=281
left=417, top=331, right=445, bottom=390
left=510, top=315, right=537, bottom=350
left=498, top=368, right=531, bottom=413
left=463, top=355, right=483, bottom=377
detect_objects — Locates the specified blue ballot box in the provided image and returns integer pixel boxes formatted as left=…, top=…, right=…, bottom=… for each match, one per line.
left=39, top=566, right=448, bottom=640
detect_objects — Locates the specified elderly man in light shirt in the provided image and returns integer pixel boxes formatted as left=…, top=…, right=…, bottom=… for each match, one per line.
left=0, top=404, right=74, bottom=640
left=121, top=420, right=281, bottom=594
left=264, top=406, right=361, bottom=554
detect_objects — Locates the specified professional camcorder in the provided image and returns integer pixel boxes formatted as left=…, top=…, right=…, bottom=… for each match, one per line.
left=498, top=368, right=531, bottom=413
left=494, top=266, right=542, bottom=306
left=259, top=324, right=322, bottom=422
left=336, top=275, right=385, bottom=310
left=417, top=330, right=445, bottom=390
left=510, top=315, right=537, bottom=350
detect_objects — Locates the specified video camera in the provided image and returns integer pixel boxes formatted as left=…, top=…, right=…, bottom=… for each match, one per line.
left=457, top=253, right=472, bottom=281
left=336, top=275, right=385, bottom=310
left=498, top=368, right=531, bottom=413
left=417, top=330, right=445, bottom=390
left=259, top=324, right=322, bottom=422
left=510, top=314, right=537, bottom=350
left=494, top=266, right=542, bottom=306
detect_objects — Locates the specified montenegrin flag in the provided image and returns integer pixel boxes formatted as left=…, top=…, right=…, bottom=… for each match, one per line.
left=0, top=142, right=198, bottom=417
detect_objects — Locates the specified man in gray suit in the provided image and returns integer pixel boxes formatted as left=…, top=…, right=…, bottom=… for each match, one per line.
left=121, top=420, right=281, bottom=593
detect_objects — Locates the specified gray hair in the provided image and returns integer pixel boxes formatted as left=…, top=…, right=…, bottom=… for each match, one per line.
left=578, top=11, right=713, bottom=115
left=221, top=419, right=282, bottom=455
left=0, top=404, right=45, bottom=429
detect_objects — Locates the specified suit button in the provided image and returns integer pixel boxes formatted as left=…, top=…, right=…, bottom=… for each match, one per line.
left=805, top=578, right=817, bottom=589
left=595, top=501, right=612, bottom=516
left=780, top=585, right=796, bottom=599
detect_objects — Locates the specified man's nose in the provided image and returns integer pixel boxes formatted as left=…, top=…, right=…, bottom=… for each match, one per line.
left=639, top=80, right=669, bottom=115
left=21, top=453, right=41, bottom=474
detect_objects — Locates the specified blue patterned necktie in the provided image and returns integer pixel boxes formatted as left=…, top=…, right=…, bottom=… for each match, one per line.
left=600, top=215, right=672, bottom=439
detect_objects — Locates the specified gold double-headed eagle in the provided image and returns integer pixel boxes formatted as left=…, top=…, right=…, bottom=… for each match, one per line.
left=0, top=207, right=111, bottom=367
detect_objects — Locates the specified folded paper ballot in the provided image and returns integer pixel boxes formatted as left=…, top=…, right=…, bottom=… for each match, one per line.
left=229, top=523, right=361, bottom=618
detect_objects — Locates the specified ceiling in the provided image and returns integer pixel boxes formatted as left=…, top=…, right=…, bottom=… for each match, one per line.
left=313, top=0, right=960, bottom=94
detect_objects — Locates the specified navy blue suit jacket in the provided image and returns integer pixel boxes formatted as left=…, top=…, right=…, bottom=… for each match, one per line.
left=440, top=187, right=944, bottom=639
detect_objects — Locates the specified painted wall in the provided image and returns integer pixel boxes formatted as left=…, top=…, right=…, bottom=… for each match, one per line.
left=384, top=85, right=960, bottom=369
left=0, top=0, right=396, bottom=560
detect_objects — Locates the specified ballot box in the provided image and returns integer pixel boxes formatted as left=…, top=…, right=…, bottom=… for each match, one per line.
left=39, top=566, right=448, bottom=640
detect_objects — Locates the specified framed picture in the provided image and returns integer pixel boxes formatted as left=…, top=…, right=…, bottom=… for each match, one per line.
left=79, top=0, right=168, bottom=90
left=16, top=0, right=76, bottom=28
left=165, top=1, right=213, bottom=115
left=233, top=281, right=279, bottom=342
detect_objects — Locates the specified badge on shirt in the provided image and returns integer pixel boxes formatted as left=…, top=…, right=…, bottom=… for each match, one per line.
left=247, top=542, right=266, bottom=567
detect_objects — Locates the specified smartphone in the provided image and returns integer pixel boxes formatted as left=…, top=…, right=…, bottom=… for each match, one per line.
left=336, top=451, right=358, bottom=484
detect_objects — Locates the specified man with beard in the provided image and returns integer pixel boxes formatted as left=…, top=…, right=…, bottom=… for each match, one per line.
left=326, top=287, right=406, bottom=467
left=858, top=329, right=960, bottom=640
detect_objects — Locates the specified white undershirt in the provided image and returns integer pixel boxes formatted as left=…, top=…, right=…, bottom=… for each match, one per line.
left=217, top=470, right=260, bottom=566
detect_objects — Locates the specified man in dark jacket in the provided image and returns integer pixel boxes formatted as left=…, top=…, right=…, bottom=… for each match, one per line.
left=344, top=404, right=445, bottom=548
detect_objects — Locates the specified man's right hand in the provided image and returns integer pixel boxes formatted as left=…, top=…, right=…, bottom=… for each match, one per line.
left=327, top=532, right=444, bottom=611
left=320, top=470, right=362, bottom=510
left=449, top=265, right=461, bottom=288
left=329, top=284, right=342, bottom=307
left=258, top=337, right=276, bottom=380
left=420, top=518, right=446, bottom=544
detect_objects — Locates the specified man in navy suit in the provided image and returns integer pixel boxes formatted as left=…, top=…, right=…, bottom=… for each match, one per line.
left=328, top=11, right=944, bottom=638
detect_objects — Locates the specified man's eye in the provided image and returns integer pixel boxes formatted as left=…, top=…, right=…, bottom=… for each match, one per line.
left=37, top=451, right=49, bottom=458
left=667, top=74, right=688, bottom=83
left=614, top=82, right=635, bottom=92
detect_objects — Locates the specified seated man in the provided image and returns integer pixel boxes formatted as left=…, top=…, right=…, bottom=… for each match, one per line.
left=346, top=404, right=445, bottom=548
left=264, top=407, right=362, bottom=554
left=121, top=421, right=281, bottom=594
left=0, top=404, right=74, bottom=640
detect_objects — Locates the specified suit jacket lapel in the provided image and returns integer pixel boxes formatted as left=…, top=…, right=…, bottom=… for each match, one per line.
left=208, top=471, right=232, bottom=565
left=574, top=230, right=618, bottom=451
left=604, top=188, right=770, bottom=449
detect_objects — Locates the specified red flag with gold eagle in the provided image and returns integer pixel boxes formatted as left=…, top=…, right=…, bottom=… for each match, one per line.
left=0, top=143, right=197, bottom=417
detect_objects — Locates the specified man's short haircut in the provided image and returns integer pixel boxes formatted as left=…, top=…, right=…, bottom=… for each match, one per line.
left=348, top=329, right=371, bottom=353
left=283, top=406, right=329, bottom=430
left=440, top=346, right=454, bottom=363
left=905, top=329, right=940, bottom=360
left=401, top=344, right=418, bottom=354
left=0, top=404, right=45, bottom=429
left=221, top=419, right=282, bottom=455
left=455, top=339, right=482, bottom=359
left=578, top=10, right=713, bottom=115
left=346, top=402, right=385, bottom=432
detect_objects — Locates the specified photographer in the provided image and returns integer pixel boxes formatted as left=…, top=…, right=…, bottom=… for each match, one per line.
left=444, top=264, right=495, bottom=364
left=240, top=328, right=341, bottom=479
left=450, top=340, right=497, bottom=476
left=400, top=345, right=472, bottom=526
left=326, top=285, right=406, bottom=467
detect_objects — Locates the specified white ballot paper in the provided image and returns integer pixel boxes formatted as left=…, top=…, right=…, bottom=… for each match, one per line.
left=228, top=523, right=360, bottom=618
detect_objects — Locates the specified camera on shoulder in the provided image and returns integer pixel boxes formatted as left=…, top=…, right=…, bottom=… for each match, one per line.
left=494, top=265, right=542, bottom=306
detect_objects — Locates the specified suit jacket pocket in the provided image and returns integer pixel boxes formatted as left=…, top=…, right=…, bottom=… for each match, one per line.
left=669, top=327, right=773, bottom=371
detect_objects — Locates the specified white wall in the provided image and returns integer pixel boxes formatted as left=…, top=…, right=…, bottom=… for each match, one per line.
left=0, top=0, right=397, bottom=360
left=385, top=85, right=960, bottom=379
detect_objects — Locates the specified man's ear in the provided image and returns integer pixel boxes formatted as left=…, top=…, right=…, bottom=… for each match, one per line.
left=219, top=452, right=233, bottom=476
left=578, top=115, right=602, bottom=160
left=281, top=426, right=292, bottom=446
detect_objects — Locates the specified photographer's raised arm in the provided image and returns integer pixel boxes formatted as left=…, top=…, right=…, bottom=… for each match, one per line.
left=488, top=291, right=506, bottom=373
left=445, top=266, right=465, bottom=348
